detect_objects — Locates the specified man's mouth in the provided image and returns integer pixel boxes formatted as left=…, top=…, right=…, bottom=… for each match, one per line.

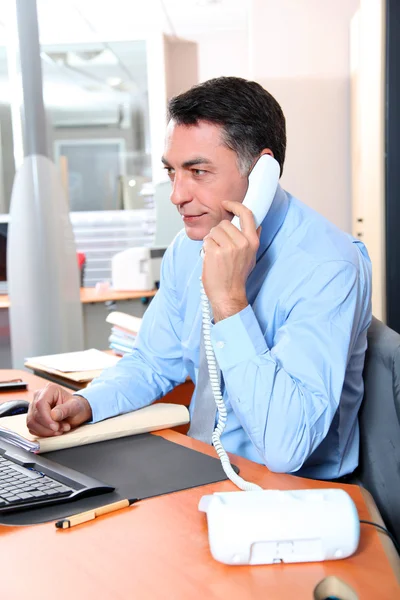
left=181, top=213, right=207, bottom=222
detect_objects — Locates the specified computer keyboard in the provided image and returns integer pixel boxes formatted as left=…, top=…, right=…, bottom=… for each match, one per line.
left=0, top=455, right=73, bottom=508
left=0, top=441, right=114, bottom=513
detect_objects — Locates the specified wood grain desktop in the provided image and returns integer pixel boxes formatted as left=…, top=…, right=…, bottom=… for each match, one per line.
left=0, top=370, right=399, bottom=600
left=0, top=287, right=157, bottom=309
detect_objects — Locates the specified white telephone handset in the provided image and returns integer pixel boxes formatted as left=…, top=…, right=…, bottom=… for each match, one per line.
left=200, top=154, right=280, bottom=491
left=231, top=154, right=280, bottom=230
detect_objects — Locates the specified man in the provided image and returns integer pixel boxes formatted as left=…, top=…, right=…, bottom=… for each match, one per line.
left=27, top=77, right=372, bottom=480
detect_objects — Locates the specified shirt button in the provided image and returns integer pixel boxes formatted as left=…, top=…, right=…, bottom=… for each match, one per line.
left=216, top=341, right=224, bottom=349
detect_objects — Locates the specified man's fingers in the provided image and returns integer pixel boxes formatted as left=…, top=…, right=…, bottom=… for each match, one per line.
left=26, top=417, right=60, bottom=438
left=217, top=219, right=252, bottom=249
left=206, top=223, right=235, bottom=248
left=51, top=398, right=82, bottom=423
left=26, top=386, right=91, bottom=438
left=26, top=384, right=77, bottom=437
left=202, top=235, right=219, bottom=253
left=29, top=386, right=60, bottom=431
left=222, top=200, right=258, bottom=236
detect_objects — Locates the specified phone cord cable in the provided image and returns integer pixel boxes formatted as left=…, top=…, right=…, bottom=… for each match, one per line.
left=200, top=278, right=261, bottom=492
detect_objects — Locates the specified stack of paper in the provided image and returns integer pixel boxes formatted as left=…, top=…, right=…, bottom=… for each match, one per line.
left=24, top=349, right=120, bottom=385
left=26, top=349, right=120, bottom=373
left=0, top=403, right=189, bottom=454
left=106, top=311, right=142, bottom=355
left=0, top=425, right=38, bottom=452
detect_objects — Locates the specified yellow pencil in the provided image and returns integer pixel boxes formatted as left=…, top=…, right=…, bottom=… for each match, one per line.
left=55, top=498, right=139, bottom=529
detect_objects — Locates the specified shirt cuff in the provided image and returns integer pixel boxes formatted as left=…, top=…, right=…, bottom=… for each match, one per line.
left=74, top=382, right=120, bottom=423
left=211, top=304, right=269, bottom=370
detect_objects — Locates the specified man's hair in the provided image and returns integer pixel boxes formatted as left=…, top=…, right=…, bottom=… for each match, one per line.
left=167, top=76, right=286, bottom=176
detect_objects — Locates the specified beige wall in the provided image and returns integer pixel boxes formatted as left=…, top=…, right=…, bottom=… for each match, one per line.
left=190, top=30, right=249, bottom=82
left=350, top=1, right=386, bottom=321
left=249, top=0, right=360, bottom=232
left=164, top=36, right=198, bottom=99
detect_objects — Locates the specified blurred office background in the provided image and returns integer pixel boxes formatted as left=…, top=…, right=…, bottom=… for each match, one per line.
left=0, top=0, right=398, bottom=362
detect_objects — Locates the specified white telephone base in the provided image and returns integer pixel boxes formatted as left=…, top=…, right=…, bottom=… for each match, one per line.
left=198, top=489, right=360, bottom=565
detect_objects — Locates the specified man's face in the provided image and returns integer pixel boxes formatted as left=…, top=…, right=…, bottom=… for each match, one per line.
left=162, top=120, right=249, bottom=241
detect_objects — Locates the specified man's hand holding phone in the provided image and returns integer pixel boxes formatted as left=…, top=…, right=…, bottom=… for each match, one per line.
left=27, top=383, right=92, bottom=437
left=202, top=200, right=260, bottom=323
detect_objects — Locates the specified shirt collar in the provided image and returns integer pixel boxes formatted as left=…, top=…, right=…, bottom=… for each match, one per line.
left=256, top=184, right=290, bottom=261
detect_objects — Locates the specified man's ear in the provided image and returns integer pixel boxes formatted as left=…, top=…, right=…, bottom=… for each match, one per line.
left=248, top=149, right=275, bottom=175
left=260, top=149, right=274, bottom=158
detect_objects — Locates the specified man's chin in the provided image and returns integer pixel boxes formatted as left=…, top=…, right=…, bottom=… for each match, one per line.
left=184, top=226, right=207, bottom=242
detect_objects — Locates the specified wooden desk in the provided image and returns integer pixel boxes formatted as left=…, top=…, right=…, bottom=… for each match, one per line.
left=0, top=370, right=399, bottom=599
left=0, top=287, right=157, bottom=309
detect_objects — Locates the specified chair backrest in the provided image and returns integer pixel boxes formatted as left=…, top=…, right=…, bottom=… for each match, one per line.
left=358, top=316, right=400, bottom=544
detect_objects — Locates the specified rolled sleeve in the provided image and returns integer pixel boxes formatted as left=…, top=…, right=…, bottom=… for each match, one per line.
left=211, top=305, right=269, bottom=370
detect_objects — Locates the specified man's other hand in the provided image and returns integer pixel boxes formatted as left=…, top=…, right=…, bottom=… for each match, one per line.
left=26, top=384, right=92, bottom=437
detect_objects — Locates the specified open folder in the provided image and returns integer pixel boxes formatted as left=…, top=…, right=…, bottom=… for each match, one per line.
left=0, top=404, right=189, bottom=454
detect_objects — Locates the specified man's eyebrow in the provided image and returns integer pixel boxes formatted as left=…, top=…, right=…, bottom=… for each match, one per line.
left=161, top=156, right=213, bottom=168
left=182, top=157, right=213, bottom=168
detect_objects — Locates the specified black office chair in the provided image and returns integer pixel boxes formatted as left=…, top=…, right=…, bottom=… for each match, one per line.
left=355, top=316, right=400, bottom=546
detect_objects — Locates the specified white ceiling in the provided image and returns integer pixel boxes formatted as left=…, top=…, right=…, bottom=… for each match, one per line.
left=0, top=0, right=249, bottom=45
left=0, top=0, right=249, bottom=106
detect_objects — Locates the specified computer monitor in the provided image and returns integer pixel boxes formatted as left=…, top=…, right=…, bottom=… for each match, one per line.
left=0, top=214, right=8, bottom=294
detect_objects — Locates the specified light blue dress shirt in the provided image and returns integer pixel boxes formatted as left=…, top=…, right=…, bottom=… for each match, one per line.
left=81, top=186, right=372, bottom=480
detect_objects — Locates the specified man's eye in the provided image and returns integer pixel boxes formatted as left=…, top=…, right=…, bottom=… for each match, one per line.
left=193, top=169, right=206, bottom=176
left=164, top=167, right=175, bottom=178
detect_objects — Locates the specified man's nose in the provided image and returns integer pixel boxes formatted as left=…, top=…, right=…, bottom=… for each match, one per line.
left=170, top=174, right=191, bottom=206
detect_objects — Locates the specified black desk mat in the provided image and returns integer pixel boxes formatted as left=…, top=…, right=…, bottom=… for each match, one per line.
left=0, top=433, right=238, bottom=526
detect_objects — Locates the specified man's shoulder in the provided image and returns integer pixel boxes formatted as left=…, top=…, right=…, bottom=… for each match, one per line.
left=285, top=194, right=369, bottom=269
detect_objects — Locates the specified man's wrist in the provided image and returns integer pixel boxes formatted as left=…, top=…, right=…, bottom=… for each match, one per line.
left=212, top=296, right=248, bottom=322
left=74, top=395, right=93, bottom=422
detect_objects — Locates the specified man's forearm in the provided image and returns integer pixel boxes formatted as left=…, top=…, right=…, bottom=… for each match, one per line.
left=222, top=356, right=330, bottom=473
left=210, top=305, right=341, bottom=474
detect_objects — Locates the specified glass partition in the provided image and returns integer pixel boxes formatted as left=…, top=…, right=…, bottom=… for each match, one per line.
left=0, top=38, right=152, bottom=212
left=44, top=40, right=151, bottom=211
